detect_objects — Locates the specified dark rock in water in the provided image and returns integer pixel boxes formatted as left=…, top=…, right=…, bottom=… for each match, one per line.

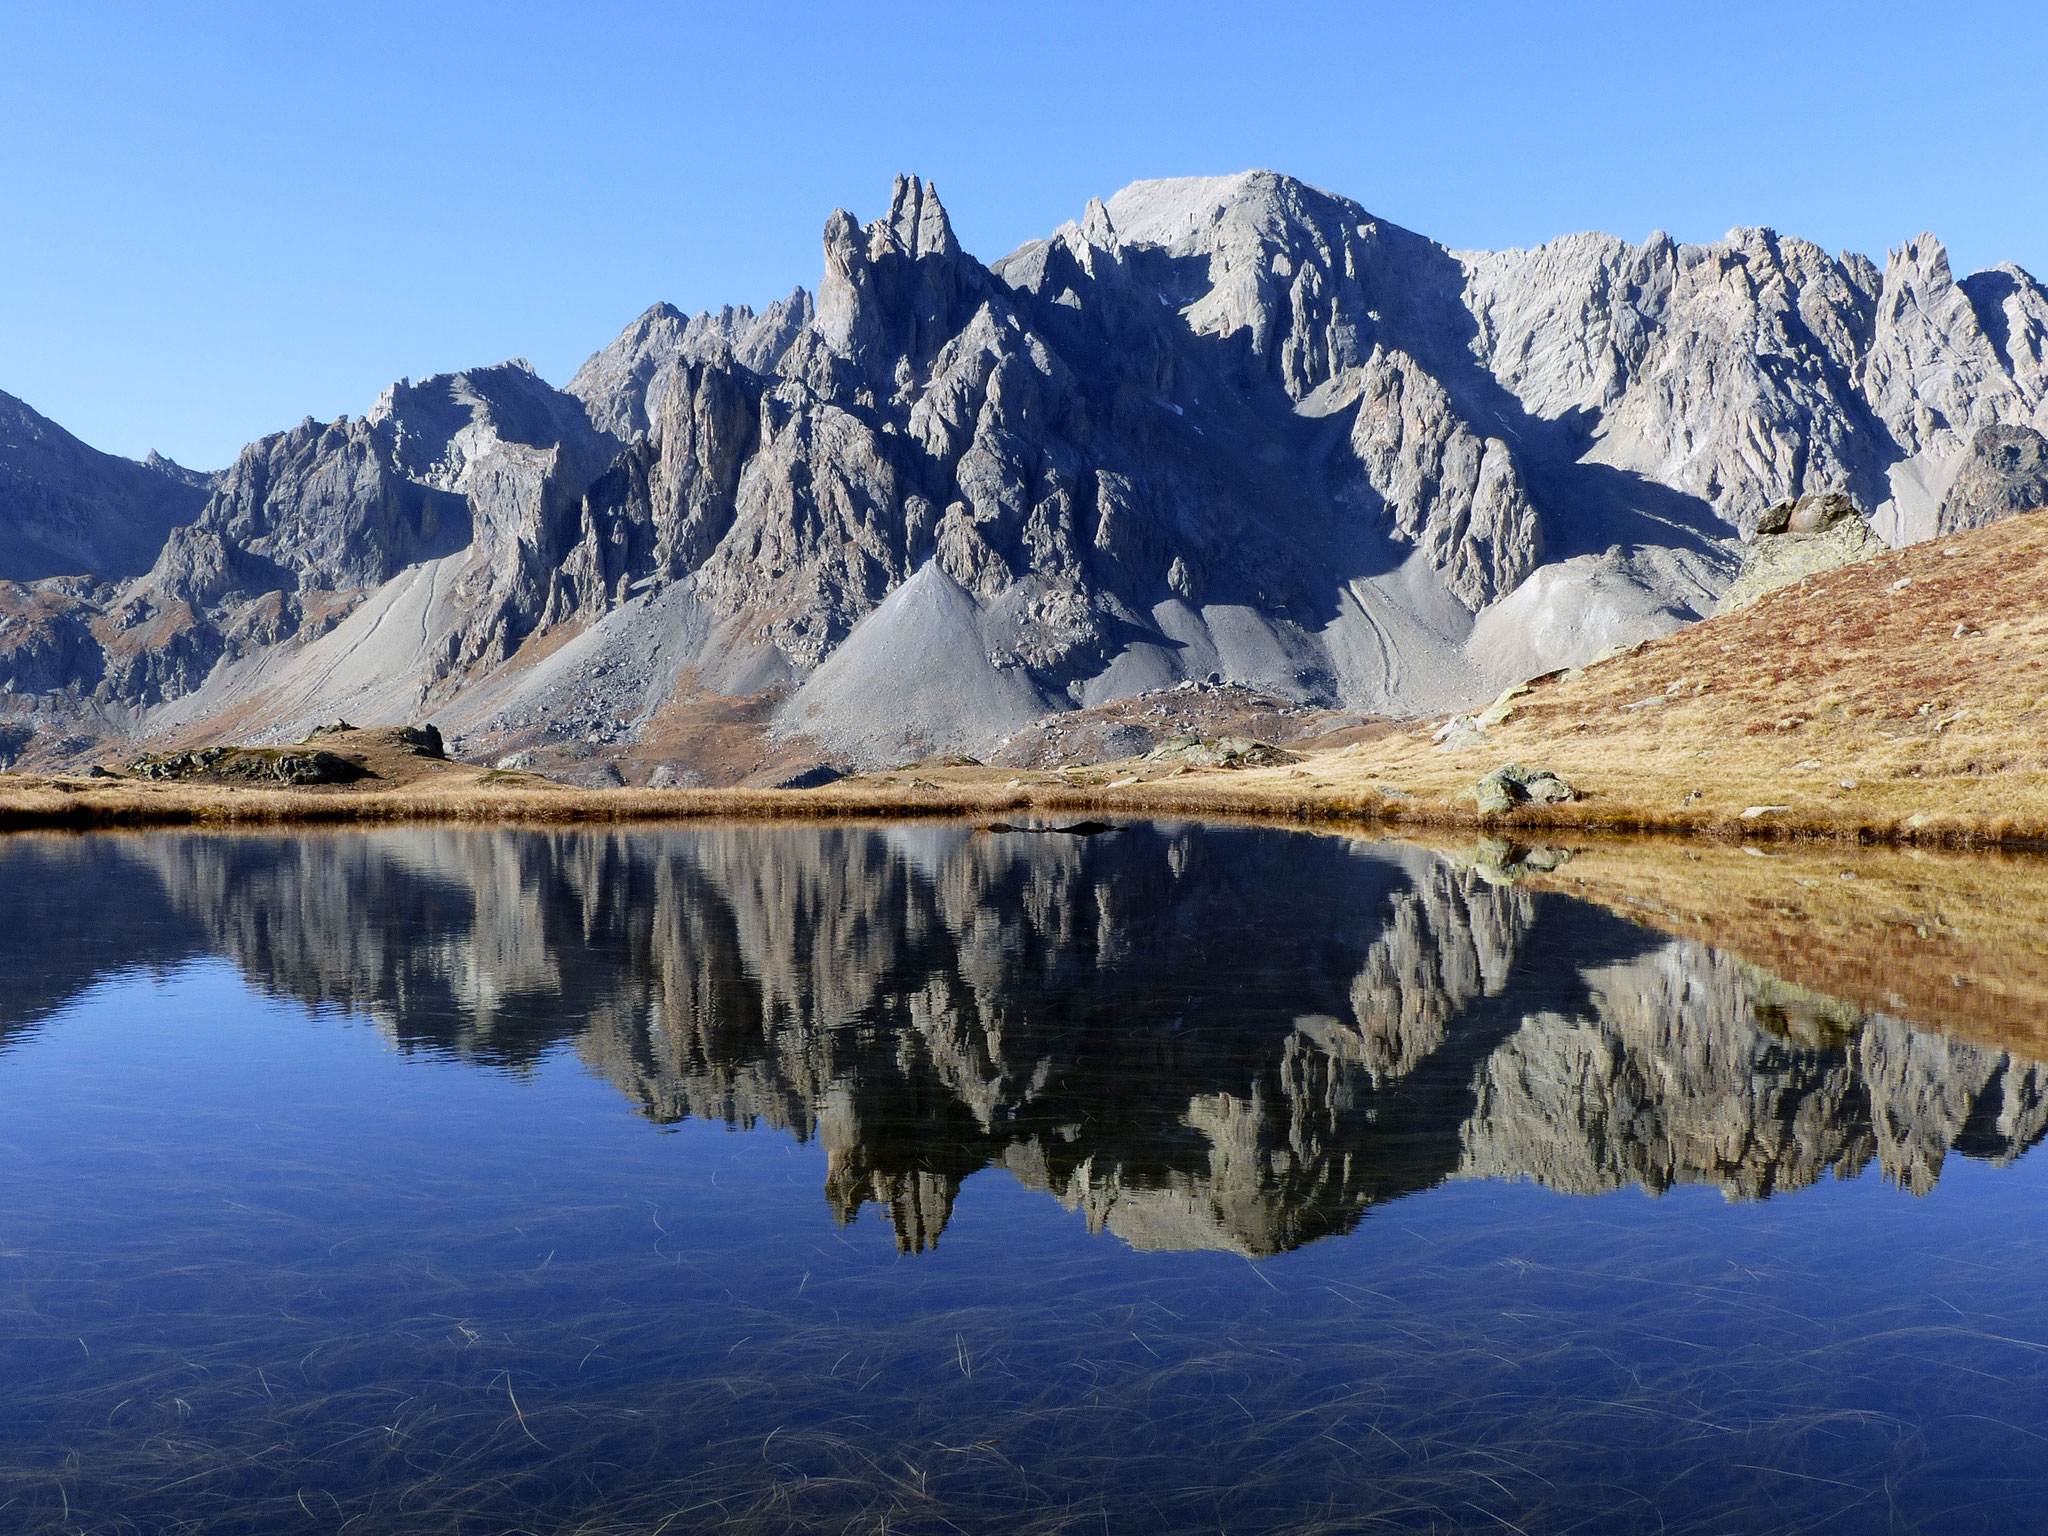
left=395, top=724, right=445, bottom=759
left=1470, top=763, right=1575, bottom=814
left=1939, top=425, right=2048, bottom=533
left=981, top=820, right=1119, bottom=837
left=770, top=764, right=845, bottom=790
left=1469, top=837, right=1575, bottom=882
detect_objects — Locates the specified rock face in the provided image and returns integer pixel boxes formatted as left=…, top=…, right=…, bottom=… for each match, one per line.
left=1939, top=424, right=2048, bottom=532
left=5, top=172, right=2048, bottom=767
left=0, top=389, right=211, bottom=582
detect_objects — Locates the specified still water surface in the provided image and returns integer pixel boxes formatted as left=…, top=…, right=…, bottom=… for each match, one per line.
left=2, top=825, right=2046, bottom=1533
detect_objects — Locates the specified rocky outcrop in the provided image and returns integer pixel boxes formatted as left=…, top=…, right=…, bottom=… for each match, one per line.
left=1939, top=424, right=2048, bottom=532
left=566, top=292, right=811, bottom=439
left=1714, top=491, right=1890, bottom=613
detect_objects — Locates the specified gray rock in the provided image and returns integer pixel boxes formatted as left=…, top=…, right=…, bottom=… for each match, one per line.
left=0, top=719, right=32, bottom=767
left=1754, top=489, right=1861, bottom=536
left=1939, top=424, right=2048, bottom=532
left=1716, top=494, right=1891, bottom=613
left=0, top=389, right=211, bottom=582
left=1144, top=734, right=1300, bottom=769
left=9, top=171, right=2048, bottom=768
left=1470, top=763, right=1575, bottom=813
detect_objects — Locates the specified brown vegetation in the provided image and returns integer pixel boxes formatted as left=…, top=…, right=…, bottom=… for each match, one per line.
left=1505, top=834, right=2048, bottom=1055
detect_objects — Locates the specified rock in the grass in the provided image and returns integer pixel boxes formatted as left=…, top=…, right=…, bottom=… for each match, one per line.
left=128, top=745, right=363, bottom=785
left=128, top=746, right=228, bottom=780
left=1716, top=492, right=1888, bottom=614
left=394, top=723, right=445, bottom=758
left=1432, top=715, right=1488, bottom=751
left=768, top=763, right=845, bottom=789
left=1469, top=762, right=1575, bottom=813
left=216, top=749, right=361, bottom=786
left=1144, top=734, right=1300, bottom=769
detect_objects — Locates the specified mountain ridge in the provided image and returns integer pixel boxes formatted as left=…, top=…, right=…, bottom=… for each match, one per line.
left=3, top=169, right=2046, bottom=775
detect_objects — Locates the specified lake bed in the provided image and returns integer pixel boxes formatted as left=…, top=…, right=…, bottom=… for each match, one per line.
left=3, top=824, right=2045, bottom=1533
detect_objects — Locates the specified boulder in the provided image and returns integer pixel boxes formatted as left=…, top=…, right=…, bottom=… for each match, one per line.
left=769, top=764, right=845, bottom=790
left=1144, top=734, right=1301, bottom=769
left=1716, top=492, right=1888, bottom=614
left=394, top=723, right=445, bottom=759
left=1469, top=763, right=1575, bottom=814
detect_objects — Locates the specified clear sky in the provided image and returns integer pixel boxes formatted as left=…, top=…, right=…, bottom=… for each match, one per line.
left=3, top=0, right=2042, bottom=470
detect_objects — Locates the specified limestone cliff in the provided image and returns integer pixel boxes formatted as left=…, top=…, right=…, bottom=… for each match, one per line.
left=5, top=173, right=2046, bottom=768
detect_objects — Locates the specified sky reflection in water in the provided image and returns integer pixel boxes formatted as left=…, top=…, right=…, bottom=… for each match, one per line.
left=1, top=824, right=2045, bottom=1534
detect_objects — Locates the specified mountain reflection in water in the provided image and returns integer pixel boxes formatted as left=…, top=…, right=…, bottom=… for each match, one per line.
left=3, top=824, right=2043, bottom=1258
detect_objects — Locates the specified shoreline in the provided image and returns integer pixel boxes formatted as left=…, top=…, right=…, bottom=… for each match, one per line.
left=0, top=767, right=2041, bottom=851
left=5, top=790, right=2047, bottom=1064
left=12, top=506, right=2048, bottom=847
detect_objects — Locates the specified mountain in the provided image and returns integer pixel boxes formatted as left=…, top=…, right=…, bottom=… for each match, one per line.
left=0, top=388, right=211, bottom=583
left=3, top=171, right=2047, bottom=774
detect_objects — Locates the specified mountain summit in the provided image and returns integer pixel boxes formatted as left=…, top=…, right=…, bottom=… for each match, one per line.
left=3, top=171, right=2046, bottom=775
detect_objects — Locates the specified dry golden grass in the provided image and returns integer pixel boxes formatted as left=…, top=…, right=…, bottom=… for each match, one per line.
left=1502, top=835, right=2048, bottom=1055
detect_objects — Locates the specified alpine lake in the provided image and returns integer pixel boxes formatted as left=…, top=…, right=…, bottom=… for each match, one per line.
left=4, top=821, right=2047, bottom=1535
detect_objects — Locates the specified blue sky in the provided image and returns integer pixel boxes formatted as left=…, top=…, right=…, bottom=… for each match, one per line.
left=3, top=1, right=2041, bottom=470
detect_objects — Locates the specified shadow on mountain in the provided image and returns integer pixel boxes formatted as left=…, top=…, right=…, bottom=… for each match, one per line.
left=2, top=823, right=2043, bottom=1255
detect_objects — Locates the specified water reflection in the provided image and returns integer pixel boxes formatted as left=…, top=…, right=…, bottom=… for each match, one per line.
left=4, top=824, right=2044, bottom=1256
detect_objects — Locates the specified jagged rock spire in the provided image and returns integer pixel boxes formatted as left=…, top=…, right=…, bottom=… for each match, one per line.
left=871, top=173, right=958, bottom=261
left=816, top=174, right=980, bottom=372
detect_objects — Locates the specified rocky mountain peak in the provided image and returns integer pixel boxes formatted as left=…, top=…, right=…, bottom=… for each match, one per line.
left=872, top=172, right=959, bottom=262
left=817, top=174, right=984, bottom=381
left=7, top=172, right=2048, bottom=773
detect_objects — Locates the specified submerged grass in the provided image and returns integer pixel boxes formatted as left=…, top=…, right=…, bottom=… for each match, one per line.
left=4, top=1224, right=2037, bottom=1535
